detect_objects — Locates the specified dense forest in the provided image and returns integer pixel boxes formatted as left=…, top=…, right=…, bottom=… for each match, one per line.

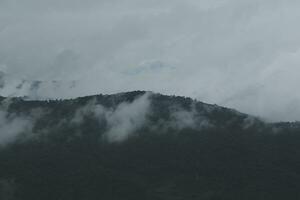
left=1, top=91, right=300, bottom=200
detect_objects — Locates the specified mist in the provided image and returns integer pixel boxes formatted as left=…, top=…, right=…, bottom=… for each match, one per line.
left=72, top=93, right=151, bottom=142
left=71, top=92, right=216, bottom=142
left=0, top=100, right=33, bottom=146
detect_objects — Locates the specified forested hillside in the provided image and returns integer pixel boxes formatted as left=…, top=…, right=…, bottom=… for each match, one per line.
left=1, top=91, right=300, bottom=200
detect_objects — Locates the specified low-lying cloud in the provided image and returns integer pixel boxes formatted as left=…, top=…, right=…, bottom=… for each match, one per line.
left=167, top=104, right=212, bottom=131
left=72, top=93, right=215, bottom=142
left=0, top=92, right=268, bottom=145
left=73, top=93, right=151, bottom=142
left=0, top=100, right=33, bottom=146
left=0, top=93, right=216, bottom=145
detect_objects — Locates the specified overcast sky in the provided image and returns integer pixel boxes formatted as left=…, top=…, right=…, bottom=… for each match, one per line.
left=1, top=0, right=300, bottom=121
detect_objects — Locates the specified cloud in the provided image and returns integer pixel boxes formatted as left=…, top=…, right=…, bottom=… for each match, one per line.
left=72, top=92, right=151, bottom=142
left=0, top=100, right=33, bottom=146
left=167, top=103, right=212, bottom=131
left=1, top=0, right=300, bottom=121
left=0, top=111, right=32, bottom=146
left=104, top=93, right=151, bottom=142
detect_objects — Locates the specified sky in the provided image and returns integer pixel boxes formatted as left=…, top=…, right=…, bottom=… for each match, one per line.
left=0, top=0, right=300, bottom=122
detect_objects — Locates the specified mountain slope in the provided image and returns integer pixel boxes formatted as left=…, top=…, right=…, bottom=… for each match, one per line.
left=0, top=91, right=300, bottom=200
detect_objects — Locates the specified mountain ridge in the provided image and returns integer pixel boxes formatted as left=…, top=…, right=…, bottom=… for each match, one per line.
left=1, top=91, right=300, bottom=200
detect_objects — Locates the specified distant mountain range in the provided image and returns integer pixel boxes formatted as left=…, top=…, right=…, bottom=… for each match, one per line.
left=0, top=91, right=300, bottom=200
left=0, top=70, right=77, bottom=99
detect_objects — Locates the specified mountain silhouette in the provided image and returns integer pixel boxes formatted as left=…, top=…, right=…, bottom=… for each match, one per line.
left=0, top=91, right=300, bottom=200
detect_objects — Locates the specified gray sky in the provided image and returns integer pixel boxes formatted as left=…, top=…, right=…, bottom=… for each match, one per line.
left=1, top=0, right=300, bottom=122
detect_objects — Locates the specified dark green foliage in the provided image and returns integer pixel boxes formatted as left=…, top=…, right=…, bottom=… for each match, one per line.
left=1, top=91, right=300, bottom=200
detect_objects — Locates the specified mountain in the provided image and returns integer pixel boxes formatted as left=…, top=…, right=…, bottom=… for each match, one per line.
left=0, top=70, right=77, bottom=99
left=0, top=91, right=300, bottom=200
